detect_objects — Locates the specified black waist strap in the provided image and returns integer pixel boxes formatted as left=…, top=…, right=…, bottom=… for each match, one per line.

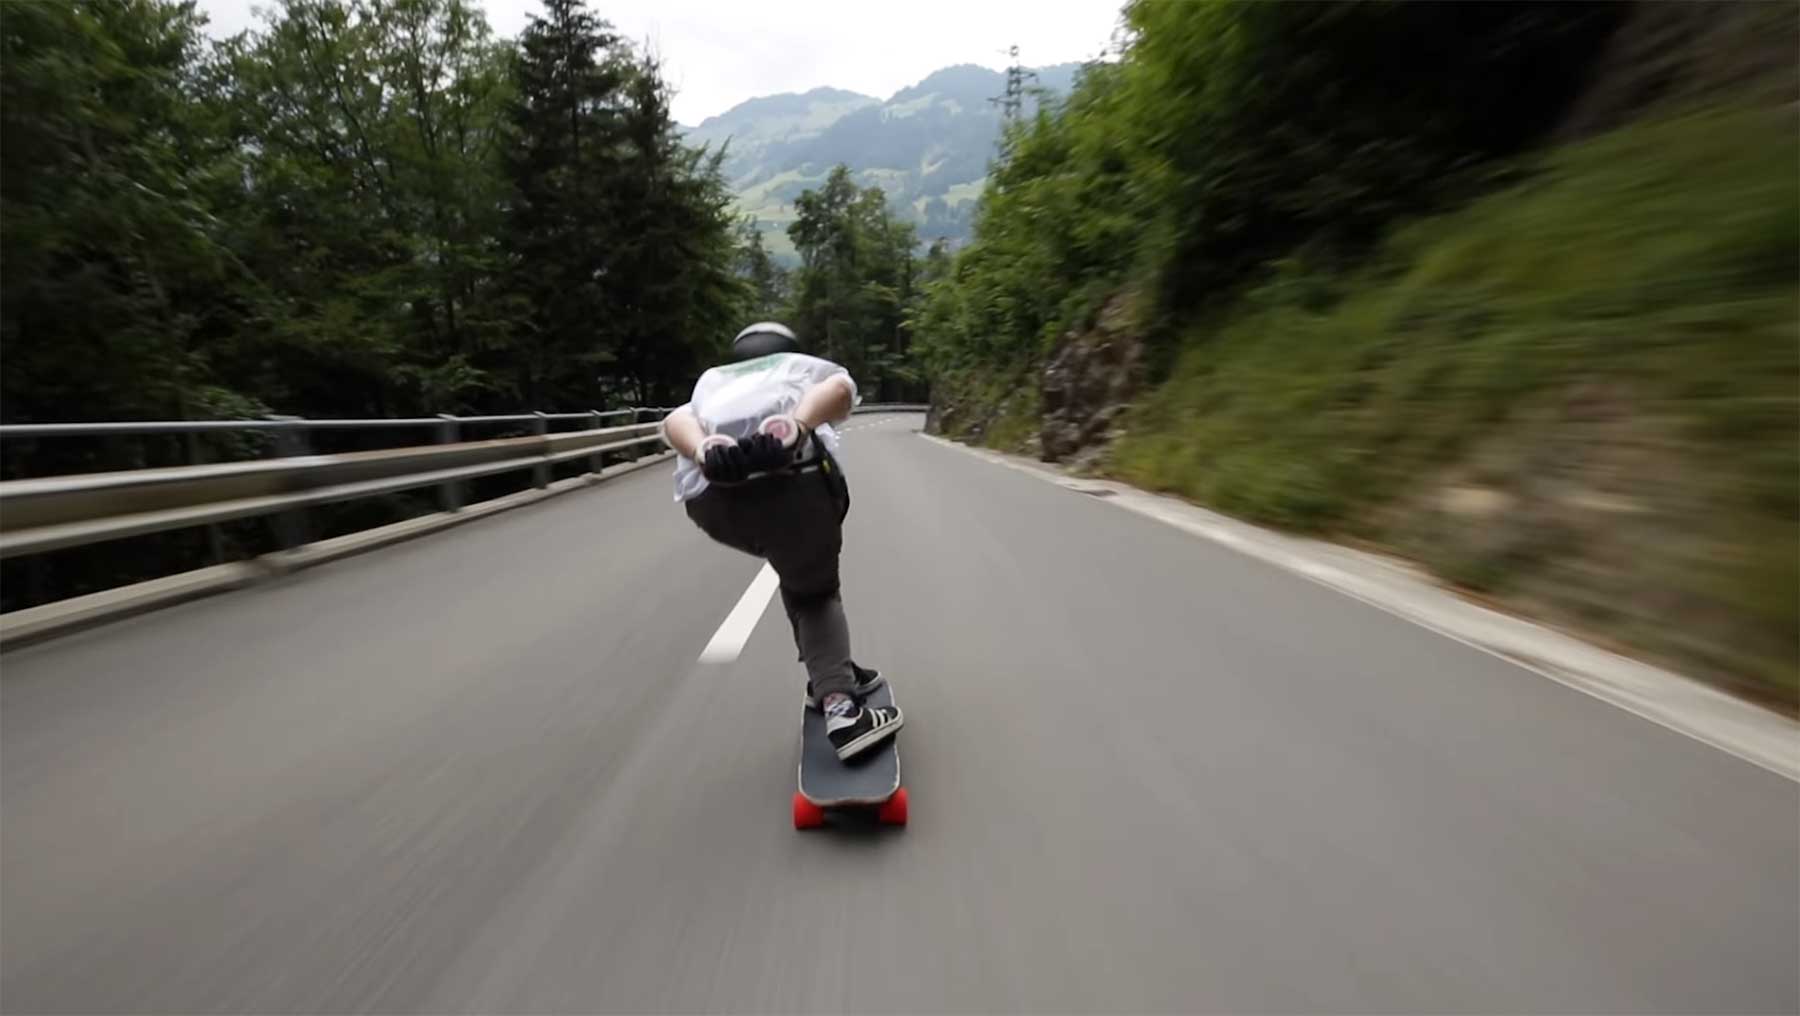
left=709, top=445, right=829, bottom=488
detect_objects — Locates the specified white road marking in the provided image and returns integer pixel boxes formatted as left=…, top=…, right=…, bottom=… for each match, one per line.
left=698, top=563, right=780, bottom=664
left=919, top=431, right=1799, bottom=780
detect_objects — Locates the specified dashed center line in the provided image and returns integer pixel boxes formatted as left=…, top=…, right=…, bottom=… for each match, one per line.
left=698, top=563, right=779, bottom=664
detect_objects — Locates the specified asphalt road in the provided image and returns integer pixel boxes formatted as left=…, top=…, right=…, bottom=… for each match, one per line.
left=3, top=413, right=1795, bottom=1013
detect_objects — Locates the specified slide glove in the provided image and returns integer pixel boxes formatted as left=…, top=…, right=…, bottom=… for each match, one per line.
left=739, top=431, right=791, bottom=474
left=699, top=436, right=751, bottom=484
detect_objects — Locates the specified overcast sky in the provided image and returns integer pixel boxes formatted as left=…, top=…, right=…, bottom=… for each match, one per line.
left=193, top=0, right=1123, bottom=125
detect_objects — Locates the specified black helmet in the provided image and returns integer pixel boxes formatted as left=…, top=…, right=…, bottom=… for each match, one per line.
left=731, top=321, right=801, bottom=361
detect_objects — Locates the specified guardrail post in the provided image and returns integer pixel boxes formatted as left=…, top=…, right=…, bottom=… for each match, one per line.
left=588, top=411, right=606, bottom=476
left=531, top=412, right=550, bottom=488
left=183, top=430, right=228, bottom=564
left=436, top=414, right=463, bottom=511
left=264, top=415, right=310, bottom=551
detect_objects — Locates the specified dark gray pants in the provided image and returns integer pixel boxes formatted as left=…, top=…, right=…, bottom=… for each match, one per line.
left=685, top=464, right=855, bottom=698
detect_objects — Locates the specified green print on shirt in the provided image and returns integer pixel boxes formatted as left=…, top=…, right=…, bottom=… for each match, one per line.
left=715, top=352, right=793, bottom=377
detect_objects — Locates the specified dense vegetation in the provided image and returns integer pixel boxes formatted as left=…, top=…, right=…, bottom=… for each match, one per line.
left=914, top=0, right=1798, bottom=706
left=0, top=0, right=926, bottom=608
left=4, top=0, right=711, bottom=429
left=915, top=1, right=1624, bottom=385
left=786, top=166, right=925, bottom=402
left=0, top=0, right=925, bottom=435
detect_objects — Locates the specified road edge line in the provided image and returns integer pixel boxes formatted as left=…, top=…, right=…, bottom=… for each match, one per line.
left=918, top=432, right=1799, bottom=782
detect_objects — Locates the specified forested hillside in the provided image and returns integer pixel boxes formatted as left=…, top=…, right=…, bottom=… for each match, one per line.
left=0, top=0, right=938, bottom=436
left=0, top=0, right=930, bottom=607
left=914, top=0, right=1799, bottom=707
left=685, top=62, right=1082, bottom=259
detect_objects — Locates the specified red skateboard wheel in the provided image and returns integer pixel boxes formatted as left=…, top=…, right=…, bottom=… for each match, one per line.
left=793, top=792, right=825, bottom=830
left=877, top=786, right=909, bottom=826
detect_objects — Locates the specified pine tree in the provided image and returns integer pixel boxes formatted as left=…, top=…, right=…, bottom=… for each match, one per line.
left=788, top=165, right=918, bottom=394
left=736, top=221, right=789, bottom=320
left=499, top=0, right=628, bottom=408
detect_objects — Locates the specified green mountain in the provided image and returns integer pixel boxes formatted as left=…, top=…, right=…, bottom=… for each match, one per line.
left=683, top=63, right=1083, bottom=261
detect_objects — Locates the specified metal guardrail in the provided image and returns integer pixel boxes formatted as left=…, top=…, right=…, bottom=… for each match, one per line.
left=0, top=408, right=680, bottom=438
left=0, top=421, right=665, bottom=559
left=0, top=404, right=927, bottom=563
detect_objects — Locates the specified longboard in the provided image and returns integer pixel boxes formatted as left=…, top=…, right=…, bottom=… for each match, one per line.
left=794, top=682, right=907, bottom=828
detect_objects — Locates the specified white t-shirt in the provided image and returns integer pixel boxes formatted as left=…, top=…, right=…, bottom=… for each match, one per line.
left=669, top=352, right=859, bottom=502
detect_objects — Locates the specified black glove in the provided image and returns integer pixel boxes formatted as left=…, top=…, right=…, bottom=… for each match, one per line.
left=701, top=440, right=750, bottom=483
left=739, top=431, right=790, bottom=474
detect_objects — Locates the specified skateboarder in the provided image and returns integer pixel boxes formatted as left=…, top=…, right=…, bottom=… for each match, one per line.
left=661, top=322, right=904, bottom=761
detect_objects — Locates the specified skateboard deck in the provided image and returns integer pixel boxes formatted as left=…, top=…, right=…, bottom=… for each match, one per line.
left=794, top=683, right=907, bottom=828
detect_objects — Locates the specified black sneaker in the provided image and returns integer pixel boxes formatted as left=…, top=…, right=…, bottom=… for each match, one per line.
left=824, top=694, right=904, bottom=761
left=804, top=663, right=885, bottom=711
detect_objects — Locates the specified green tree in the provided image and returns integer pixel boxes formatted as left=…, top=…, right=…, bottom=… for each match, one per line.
left=603, top=53, right=747, bottom=403
left=0, top=0, right=776, bottom=607
left=1, top=0, right=819, bottom=431
left=1, top=0, right=251, bottom=429
left=736, top=220, right=790, bottom=320
left=787, top=164, right=921, bottom=398
left=210, top=0, right=513, bottom=415
left=499, top=3, right=746, bottom=407
left=915, top=1, right=1624, bottom=391
left=498, top=0, right=630, bottom=408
